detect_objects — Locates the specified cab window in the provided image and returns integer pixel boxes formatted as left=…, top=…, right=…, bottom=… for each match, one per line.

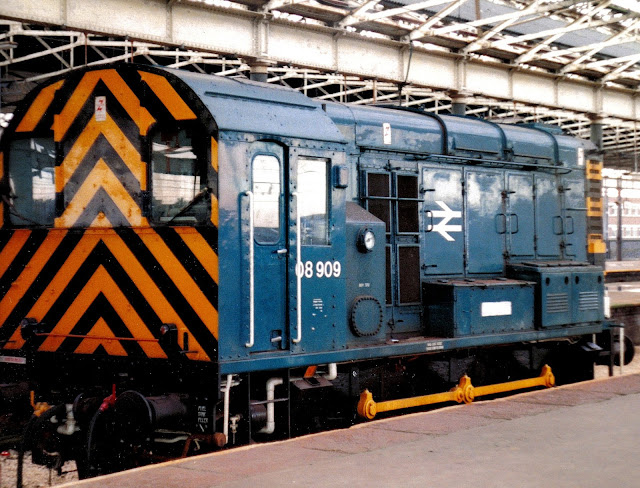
left=150, top=127, right=208, bottom=224
left=298, top=157, right=329, bottom=246
left=252, top=154, right=281, bottom=244
left=7, top=137, right=56, bottom=226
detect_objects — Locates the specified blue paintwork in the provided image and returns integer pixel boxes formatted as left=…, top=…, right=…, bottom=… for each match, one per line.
left=507, top=262, right=604, bottom=328
left=167, top=68, right=345, bottom=144
left=344, top=203, right=386, bottom=346
left=441, top=115, right=506, bottom=158
left=155, top=66, right=602, bottom=375
left=218, top=322, right=604, bottom=374
left=424, top=279, right=535, bottom=337
left=500, top=124, right=557, bottom=164
left=333, top=104, right=443, bottom=155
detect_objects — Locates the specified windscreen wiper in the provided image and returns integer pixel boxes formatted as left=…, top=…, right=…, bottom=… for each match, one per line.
left=167, top=187, right=212, bottom=224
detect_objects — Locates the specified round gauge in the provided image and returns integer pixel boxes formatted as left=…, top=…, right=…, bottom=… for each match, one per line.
left=357, top=228, right=376, bottom=253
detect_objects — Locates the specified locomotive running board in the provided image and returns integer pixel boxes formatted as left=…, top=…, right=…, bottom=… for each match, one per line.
left=357, top=365, right=555, bottom=420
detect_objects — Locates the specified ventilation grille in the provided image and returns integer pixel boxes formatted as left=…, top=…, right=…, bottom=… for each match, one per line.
left=579, top=291, right=600, bottom=311
left=546, top=293, right=569, bottom=313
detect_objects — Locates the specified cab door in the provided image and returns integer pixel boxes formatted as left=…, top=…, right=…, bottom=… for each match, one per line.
left=465, top=169, right=504, bottom=274
left=247, top=142, right=289, bottom=352
left=288, top=149, right=345, bottom=354
left=561, top=176, right=588, bottom=261
left=535, top=174, right=563, bottom=258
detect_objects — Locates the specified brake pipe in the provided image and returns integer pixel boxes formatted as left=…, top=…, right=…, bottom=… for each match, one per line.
left=357, top=365, right=555, bottom=420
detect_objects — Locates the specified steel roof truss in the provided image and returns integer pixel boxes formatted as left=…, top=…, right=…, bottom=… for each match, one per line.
left=433, top=0, right=577, bottom=36
left=338, top=0, right=384, bottom=27
left=559, top=18, right=640, bottom=74
left=357, top=0, right=450, bottom=24
left=514, top=0, right=615, bottom=64
left=406, top=0, right=470, bottom=42
left=492, top=3, right=625, bottom=51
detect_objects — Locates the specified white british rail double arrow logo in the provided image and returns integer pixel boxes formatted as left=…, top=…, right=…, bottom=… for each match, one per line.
left=428, top=201, right=462, bottom=242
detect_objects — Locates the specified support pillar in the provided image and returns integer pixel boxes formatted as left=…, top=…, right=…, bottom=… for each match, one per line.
left=590, top=115, right=604, bottom=151
left=448, top=90, right=472, bottom=116
left=617, top=177, right=623, bottom=261
left=247, top=58, right=269, bottom=83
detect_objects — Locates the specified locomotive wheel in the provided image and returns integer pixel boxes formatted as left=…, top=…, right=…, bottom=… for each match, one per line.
left=84, top=409, right=120, bottom=477
left=84, top=406, right=152, bottom=477
left=596, top=333, right=636, bottom=367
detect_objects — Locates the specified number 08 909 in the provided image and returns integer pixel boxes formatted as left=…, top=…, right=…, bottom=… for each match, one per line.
left=295, top=261, right=341, bottom=279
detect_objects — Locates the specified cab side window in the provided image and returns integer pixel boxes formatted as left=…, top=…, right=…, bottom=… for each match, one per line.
left=150, top=127, right=209, bottom=224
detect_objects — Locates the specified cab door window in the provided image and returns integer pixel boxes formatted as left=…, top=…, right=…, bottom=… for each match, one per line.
left=397, top=174, right=419, bottom=233
left=253, top=154, right=281, bottom=244
left=298, top=157, right=329, bottom=246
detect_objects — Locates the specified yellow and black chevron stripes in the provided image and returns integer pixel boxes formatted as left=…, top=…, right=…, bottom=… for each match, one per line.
left=0, top=151, right=3, bottom=229
left=53, top=69, right=155, bottom=141
left=138, top=71, right=197, bottom=121
left=587, top=160, right=603, bottom=181
left=52, top=69, right=154, bottom=228
left=54, top=112, right=149, bottom=228
left=15, top=80, right=65, bottom=133
left=0, top=227, right=218, bottom=362
left=211, top=137, right=219, bottom=227
left=586, top=197, right=603, bottom=217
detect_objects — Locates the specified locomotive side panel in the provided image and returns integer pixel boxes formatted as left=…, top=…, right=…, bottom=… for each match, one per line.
left=339, top=108, right=602, bottom=340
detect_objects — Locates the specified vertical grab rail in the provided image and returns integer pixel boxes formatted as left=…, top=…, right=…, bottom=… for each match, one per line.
left=293, top=192, right=302, bottom=344
left=244, top=190, right=255, bottom=348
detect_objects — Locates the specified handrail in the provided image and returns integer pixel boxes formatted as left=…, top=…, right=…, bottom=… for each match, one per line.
left=293, top=192, right=302, bottom=344
left=244, top=190, right=255, bottom=348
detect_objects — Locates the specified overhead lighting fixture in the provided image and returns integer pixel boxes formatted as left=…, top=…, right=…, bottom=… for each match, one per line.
left=0, top=42, right=18, bottom=50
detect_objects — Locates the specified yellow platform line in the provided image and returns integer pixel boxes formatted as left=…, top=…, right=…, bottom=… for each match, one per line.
left=604, top=269, right=640, bottom=275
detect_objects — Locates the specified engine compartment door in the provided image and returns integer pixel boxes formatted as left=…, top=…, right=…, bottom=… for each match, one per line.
left=422, top=165, right=464, bottom=276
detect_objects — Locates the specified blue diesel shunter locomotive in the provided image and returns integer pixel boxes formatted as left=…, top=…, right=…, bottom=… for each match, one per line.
left=0, top=64, right=619, bottom=476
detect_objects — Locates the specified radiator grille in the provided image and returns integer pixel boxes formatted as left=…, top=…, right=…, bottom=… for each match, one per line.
left=579, top=291, right=600, bottom=311
left=546, top=293, right=569, bottom=313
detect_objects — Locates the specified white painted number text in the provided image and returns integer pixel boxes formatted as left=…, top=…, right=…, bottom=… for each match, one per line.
left=296, top=261, right=341, bottom=279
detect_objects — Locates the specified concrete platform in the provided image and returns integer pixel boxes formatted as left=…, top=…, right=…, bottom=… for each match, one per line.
left=606, top=260, right=640, bottom=284
left=608, top=281, right=640, bottom=307
left=59, top=373, right=640, bottom=488
left=605, top=260, right=640, bottom=273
